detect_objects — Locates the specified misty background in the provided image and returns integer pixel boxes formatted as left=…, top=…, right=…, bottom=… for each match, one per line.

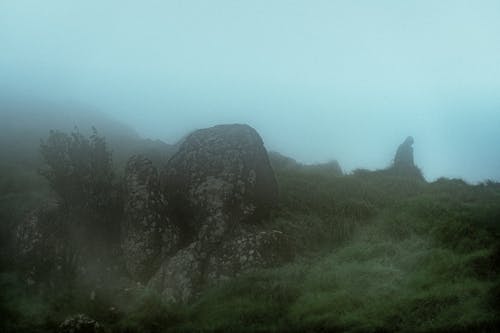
left=1, top=1, right=499, bottom=182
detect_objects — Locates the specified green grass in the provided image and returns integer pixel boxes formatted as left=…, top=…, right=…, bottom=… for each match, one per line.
left=1, top=155, right=499, bottom=332
left=178, top=220, right=497, bottom=332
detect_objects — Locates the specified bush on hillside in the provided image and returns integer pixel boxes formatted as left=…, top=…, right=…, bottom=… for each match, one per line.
left=39, top=128, right=123, bottom=249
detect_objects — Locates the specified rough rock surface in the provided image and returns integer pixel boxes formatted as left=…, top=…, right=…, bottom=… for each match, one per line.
left=122, top=155, right=180, bottom=281
left=205, top=227, right=291, bottom=284
left=58, top=314, right=103, bottom=333
left=148, top=242, right=204, bottom=303
left=149, top=124, right=286, bottom=302
left=149, top=227, right=291, bottom=303
left=162, top=124, right=278, bottom=238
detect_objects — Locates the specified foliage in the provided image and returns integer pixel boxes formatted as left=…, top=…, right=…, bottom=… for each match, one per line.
left=38, top=128, right=123, bottom=245
left=39, top=127, right=116, bottom=213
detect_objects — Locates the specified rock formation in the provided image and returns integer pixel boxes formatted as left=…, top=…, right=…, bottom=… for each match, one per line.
left=15, top=123, right=290, bottom=303
left=389, top=136, right=423, bottom=179
left=162, top=124, right=278, bottom=235
left=394, top=136, right=415, bottom=168
left=121, top=155, right=180, bottom=281
left=148, top=124, right=286, bottom=302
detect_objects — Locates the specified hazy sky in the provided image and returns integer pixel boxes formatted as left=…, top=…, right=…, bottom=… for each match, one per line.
left=1, top=1, right=500, bottom=182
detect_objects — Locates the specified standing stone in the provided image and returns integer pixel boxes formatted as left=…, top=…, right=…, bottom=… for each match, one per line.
left=122, top=155, right=180, bottom=281
left=394, top=136, right=415, bottom=168
left=389, top=136, right=424, bottom=179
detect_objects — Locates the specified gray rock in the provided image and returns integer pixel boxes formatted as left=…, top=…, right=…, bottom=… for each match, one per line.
left=122, top=155, right=180, bottom=281
left=388, top=136, right=424, bottom=179
left=394, top=136, right=415, bottom=168
left=149, top=227, right=292, bottom=302
left=149, top=242, right=204, bottom=303
left=205, top=227, right=292, bottom=284
left=149, top=124, right=288, bottom=302
left=162, top=124, right=278, bottom=240
left=58, top=314, right=103, bottom=333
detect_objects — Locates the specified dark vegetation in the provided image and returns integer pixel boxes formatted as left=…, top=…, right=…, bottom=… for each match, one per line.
left=1, top=123, right=499, bottom=332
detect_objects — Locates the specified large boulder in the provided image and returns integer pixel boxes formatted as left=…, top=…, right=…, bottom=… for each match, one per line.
left=149, top=227, right=291, bottom=303
left=121, top=155, right=180, bottom=281
left=149, top=124, right=287, bottom=302
left=162, top=124, right=278, bottom=241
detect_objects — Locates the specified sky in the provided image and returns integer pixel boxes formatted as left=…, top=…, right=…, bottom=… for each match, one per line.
left=1, top=0, right=500, bottom=182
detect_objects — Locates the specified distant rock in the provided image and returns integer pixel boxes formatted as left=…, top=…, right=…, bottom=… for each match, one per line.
left=149, top=124, right=287, bottom=302
left=394, top=136, right=415, bottom=168
left=268, top=151, right=301, bottom=170
left=387, top=136, right=424, bottom=179
left=269, top=151, right=342, bottom=176
left=121, top=155, right=180, bottom=281
left=302, top=160, right=342, bottom=176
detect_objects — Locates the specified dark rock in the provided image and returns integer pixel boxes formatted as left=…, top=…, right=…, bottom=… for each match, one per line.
left=58, top=314, right=103, bottom=333
left=148, top=242, right=204, bottom=303
left=162, top=123, right=278, bottom=242
left=122, top=155, right=180, bottom=281
left=388, top=136, right=424, bottom=179
left=394, top=136, right=415, bottom=168
left=149, top=227, right=292, bottom=303
left=148, top=124, right=287, bottom=302
left=205, top=227, right=292, bottom=284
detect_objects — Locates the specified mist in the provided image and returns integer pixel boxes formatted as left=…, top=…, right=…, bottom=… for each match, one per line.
left=1, top=0, right=500, bottom=182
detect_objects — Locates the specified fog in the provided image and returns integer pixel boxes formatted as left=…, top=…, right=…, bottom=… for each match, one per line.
left=1, top=0, right=500, bottom=182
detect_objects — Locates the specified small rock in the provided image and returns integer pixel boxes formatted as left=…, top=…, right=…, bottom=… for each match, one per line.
left=58, top=314, right=103, bottom=333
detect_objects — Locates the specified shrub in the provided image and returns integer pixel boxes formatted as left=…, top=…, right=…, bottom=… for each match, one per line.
left=39, top=128, right=122, bottom=243
left=40, top=127, right=115, bottom=212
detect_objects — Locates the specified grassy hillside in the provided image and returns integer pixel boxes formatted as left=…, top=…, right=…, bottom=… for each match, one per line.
left=170, top=167, right=499, bottom=333
left=1, top=135, right=499, bottom=332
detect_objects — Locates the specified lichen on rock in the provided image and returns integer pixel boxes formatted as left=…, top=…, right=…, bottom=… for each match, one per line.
left=148, top=124, right=288, bottom=302
left=121, top=155, right=180, bottom=281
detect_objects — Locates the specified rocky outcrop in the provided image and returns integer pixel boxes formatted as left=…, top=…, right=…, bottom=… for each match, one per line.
left=148, top=242, right=204, bottom=303
left=205, top=227, right=291, bottom=284
left=394, top=136, right=415, bottom=168
left=149, top=227, right=291, bottom=303
left=162, top=124, right=278, bottom=236
left=15, top=123, right=289, bottom=303
left=387, top=136, right=424, bottom=179
left=121, top=155, right=180, bottom=281
left=148, top=124, right=286, bottom=302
